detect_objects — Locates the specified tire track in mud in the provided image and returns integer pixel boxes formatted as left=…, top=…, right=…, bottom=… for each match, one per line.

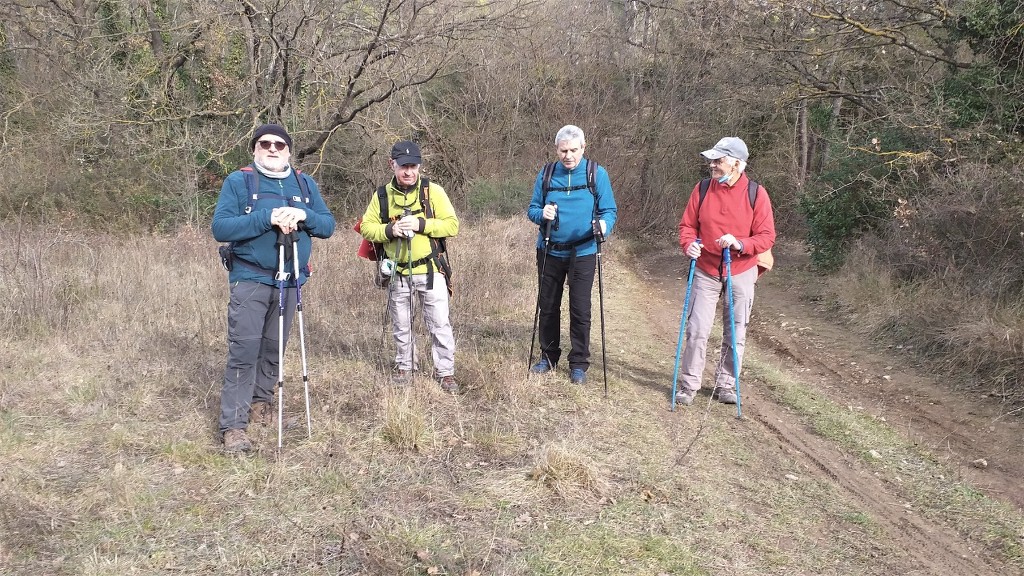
left=637, top=247, right=1014, bottom=575
left=747, top=399, right=995, bottom=575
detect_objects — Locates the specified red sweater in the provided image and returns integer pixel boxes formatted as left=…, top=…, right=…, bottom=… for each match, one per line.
left=678, top=173, right=776, bottom=279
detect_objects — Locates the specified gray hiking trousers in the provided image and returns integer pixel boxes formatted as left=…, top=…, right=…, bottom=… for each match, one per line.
left=219, top=281, right=296, bottom=433
left=679, top=266, right=757, bottom=394
left=389, top=273, right=455, bottom=377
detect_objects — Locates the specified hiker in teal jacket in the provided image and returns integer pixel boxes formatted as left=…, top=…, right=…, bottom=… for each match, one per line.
left=211, top=124, right=335, bottom=453
left=527, top=124, right=617, bottom=385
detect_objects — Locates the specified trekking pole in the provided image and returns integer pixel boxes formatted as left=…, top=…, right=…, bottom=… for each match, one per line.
left=528, top=205, right=555, bottom=371
left=723, top=247, right=743, bottom=419
left=670, top=238, right=699, bottom=411
left=593, top=219, right=608, bottom=397
left=274, top=229, right=288, bottom=449
left=289, top=230, right=312, bottom=439
left=404, top=213, right=415, bottom=379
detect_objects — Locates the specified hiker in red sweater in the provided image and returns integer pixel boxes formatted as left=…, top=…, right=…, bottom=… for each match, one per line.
left=676, top=137, right=776, bottom=406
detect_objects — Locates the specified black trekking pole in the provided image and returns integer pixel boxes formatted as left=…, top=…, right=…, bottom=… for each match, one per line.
left=593, top=219, right=608, bottom=398
left=528, top=204, right=555, bottom=372
left=289, top=231, right=312, bottom=439
left=670, top=238, right=700, bottom=411
left=274, top=229, right=288, bottom=449
left=723, top=247, right=743, bottom=419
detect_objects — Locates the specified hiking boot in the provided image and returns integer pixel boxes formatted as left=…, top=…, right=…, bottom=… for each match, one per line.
left=223, top=428, right=253, bottom=453
left=570, top=368, right=586, bottom=384
left=249, top=401, right=272, bottom=426
left=674, top=389, right=696, bottom=406
left=249, top=400, right=299, bottom=430
left=438, top=375, right=460, bottom=394
left=392, top=368, right=413, bottom=387
left=713, top=388, right=738, bottom=404
left=530, top=358, right=555, bottom=374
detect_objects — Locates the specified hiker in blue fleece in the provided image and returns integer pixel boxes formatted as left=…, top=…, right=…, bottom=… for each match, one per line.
left=527, top=124, right=618, bottom=385
left=211, top=123, right=336, bottom=453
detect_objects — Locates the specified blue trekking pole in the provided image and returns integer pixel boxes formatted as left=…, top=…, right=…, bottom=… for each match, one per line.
left=722, top=247, right=743, bottom=419
left=670, top=238, right=699, bottom=411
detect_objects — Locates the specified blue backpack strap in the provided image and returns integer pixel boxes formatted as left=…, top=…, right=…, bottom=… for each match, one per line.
left=240, top=165, right=312, bottom=211
left=240, top=165, right=260, bottom=214
left=288, top=170, right=312, bottom=207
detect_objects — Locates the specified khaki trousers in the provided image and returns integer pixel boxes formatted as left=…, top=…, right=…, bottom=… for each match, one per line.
left=679, top=266, right=758, bottom=393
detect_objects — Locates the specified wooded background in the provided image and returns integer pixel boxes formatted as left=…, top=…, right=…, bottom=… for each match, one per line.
left=2, top=1, right=1021, bottom=389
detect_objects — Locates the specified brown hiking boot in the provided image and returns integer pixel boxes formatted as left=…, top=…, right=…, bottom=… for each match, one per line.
left=223, top=428, right=253, bottom=453
left=438, top=375, right=460, bottom=394
left=249, top=400, right=299, bottom=430
left=249, top=401, right=272, bottom=426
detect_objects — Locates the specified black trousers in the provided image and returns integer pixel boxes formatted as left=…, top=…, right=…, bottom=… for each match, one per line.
left=536, top=249, right=596, bottom=371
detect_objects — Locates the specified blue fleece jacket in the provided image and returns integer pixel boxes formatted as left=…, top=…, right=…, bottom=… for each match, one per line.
left=527, top=158, right=617, bottom=257
left=212, top=166, right=336, bottom=286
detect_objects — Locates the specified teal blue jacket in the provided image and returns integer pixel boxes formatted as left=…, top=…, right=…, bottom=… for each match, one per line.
left=212, top=166, right=336, bottom=285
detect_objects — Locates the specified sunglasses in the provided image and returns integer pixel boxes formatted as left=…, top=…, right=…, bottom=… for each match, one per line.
left=257, top=140, right=288, bottom=151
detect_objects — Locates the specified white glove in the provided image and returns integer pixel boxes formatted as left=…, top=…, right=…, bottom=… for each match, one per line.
left=716, top=234, right=742, bottom=251
left=542, top=204, right=557, bottom=221
left=396, top=215, right=419, bottom=238
left=685, top=241, right=702, bottom=260
left=599, top=220, right=607, bottom=235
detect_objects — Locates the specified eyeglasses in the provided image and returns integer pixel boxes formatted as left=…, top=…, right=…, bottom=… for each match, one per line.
left=257, top=140, right=288, bottom=151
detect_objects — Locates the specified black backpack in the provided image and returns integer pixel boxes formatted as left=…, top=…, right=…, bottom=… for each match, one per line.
left=697, top=177, right=774, bottom=274
left=373, top=178, right=453, bottom=294
left=539, top=159, right=601, bottom=250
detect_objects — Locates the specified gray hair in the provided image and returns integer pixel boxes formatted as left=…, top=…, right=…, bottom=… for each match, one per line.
left=735, top=159, right=747, bottom=173
left=554, top=125, right=585, bottom=146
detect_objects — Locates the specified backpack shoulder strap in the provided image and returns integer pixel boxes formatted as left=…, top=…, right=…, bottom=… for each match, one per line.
left=293, top=170, right=311, bottom=204
left=698, top=178, right=711, bottom=210
left=376, top=185, right=389, bottom=223
left=747, top=179, right=758, bottom=208
left=586, top=158, right=599, bottom=218
left=240, top=165, right=259, bottom=214
left=540, top=162, right=557, bottom=204
left=419, top=177, right=433, bottom=218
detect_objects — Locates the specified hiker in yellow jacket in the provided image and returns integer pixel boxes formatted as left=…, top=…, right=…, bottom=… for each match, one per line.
left=360, top=140, right=460, bottom=392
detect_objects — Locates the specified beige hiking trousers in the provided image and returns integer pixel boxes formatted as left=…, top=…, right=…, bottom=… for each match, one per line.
left=679, top=266, right=758, bottom=394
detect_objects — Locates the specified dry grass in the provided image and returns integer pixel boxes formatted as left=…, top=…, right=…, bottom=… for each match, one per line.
left=1, top=218, right=1023, bottom=575
left=827, top=244, right=1024, bottom=401
left=529, top=442, right=609, bottom=500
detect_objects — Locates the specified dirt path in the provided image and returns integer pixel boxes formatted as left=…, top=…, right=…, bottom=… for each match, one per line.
left=635, top=239, right=1023, bottom=575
